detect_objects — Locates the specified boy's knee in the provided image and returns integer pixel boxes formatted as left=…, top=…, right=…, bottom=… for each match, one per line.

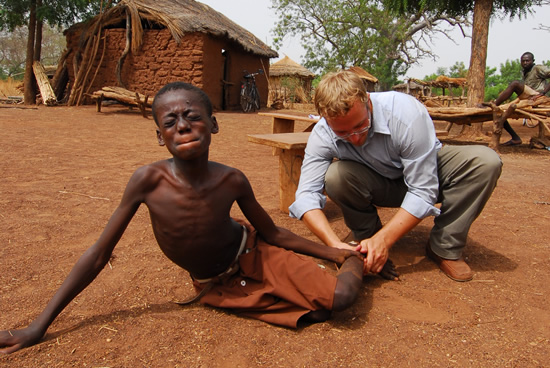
left=333, top=272, right=361, bottom=311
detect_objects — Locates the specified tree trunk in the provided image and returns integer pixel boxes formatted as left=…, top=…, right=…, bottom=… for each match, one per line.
left=465, top=0, right=493, bottom=134
left=24, top=0, right=37, bottom=105
left=34, top=0, right=43, bottom=62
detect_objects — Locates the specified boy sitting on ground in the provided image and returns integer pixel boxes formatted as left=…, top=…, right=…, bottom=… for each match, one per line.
left=0, top=82, right=397, bottom=354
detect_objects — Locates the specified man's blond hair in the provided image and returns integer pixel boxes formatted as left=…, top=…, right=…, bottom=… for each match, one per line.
left=314, top=70, right=369, bottom=118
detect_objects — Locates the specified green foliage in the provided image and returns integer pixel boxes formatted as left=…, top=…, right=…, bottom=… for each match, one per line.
left=383, top=0, right=544, bottom=18
left=271, top=0, right=469, bottom=91
left=0, top=0, right=114, bottom=31
left=449, top=61, right=467, bottom=78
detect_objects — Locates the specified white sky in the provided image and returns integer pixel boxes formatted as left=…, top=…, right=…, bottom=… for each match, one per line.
left=199, top=0, right=550, bottom=79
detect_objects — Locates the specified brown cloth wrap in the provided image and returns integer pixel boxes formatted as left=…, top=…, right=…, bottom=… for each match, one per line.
left=194, top=220, right=338, bottom=328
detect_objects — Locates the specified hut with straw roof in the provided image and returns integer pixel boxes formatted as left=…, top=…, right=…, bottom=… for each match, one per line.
left=268, top=56, right=315, bottom=106
left=59, top=0, right=278, bottom=110
left=346, top=66, right=378, bottom=92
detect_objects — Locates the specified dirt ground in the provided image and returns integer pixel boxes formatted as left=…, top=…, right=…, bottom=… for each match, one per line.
left=1, top=104, right=549, bottom=367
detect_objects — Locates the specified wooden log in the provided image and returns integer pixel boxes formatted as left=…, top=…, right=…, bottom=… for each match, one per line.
left=32, top=61, right=56, bottom=106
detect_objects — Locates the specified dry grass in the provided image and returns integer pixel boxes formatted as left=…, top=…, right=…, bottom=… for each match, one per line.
left=0, top=78, right=23, bottom=98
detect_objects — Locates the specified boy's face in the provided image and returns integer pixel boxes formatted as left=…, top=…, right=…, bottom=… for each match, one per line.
left=154, top=89, right=219, bottom=160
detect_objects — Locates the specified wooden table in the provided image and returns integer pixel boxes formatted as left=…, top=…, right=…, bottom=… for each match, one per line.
left=248, top=132, right=310, bottom=212
left=258, top=112, right=319, bottom=134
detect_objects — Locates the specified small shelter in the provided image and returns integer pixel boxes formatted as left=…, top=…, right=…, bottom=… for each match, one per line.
left=394, top=76, right=468, bottom=107
left=268, top=56, right=315, bottom=105
left=392, top=80, right=431, bottom=99
left=59, top=0, right=278, bottom=110
left=347, top=66, right=378, bottom=92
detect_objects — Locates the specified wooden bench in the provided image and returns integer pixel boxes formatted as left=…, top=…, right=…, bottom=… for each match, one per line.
left=248, top=132, right=310, bottom=212
left=258, top=112, right=319, bottom=134
left=248, top=129, right=449, bottom=213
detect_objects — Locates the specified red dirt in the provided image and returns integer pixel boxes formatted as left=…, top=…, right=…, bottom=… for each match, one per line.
left=1, top=104, right=549, bottom=367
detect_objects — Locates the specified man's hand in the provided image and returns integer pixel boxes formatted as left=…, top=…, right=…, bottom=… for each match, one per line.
left=352, top=238, right=399, bottom=280
left=355, top=236, right=390, bottom=275
left=530, top=93, right=545, bottom=101
left=0, top=326, right=43, bottom=354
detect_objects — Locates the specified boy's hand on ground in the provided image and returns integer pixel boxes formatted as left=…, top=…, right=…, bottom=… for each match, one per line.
left=0, top=327, right=43, bottom=354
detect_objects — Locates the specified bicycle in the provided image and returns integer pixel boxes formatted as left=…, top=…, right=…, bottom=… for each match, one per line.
left=240, top=69, right=263, bottom=112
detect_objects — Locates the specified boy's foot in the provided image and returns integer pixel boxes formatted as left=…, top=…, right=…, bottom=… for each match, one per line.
left=425, top=243, right=473, bottom=282
left=501, top=139, right=522, bottom=146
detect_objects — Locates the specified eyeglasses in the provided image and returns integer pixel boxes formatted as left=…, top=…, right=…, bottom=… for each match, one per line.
left=333, top=113, right=371, bottom=140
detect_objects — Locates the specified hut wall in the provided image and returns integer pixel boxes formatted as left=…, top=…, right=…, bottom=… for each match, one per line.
left=202, top=36, right=269, bottom=110
left=66, top=29, right=205, bottom=105
left=66, top=28, right=270, bottom=110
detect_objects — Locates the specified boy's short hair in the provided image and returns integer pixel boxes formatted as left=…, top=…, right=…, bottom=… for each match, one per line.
left=152, top=82, right=213, bottom=125
left=314, top=70, right=369, bottom=118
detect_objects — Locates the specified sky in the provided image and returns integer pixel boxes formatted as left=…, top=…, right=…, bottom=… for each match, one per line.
left=199, top=0, right=550, bottom=79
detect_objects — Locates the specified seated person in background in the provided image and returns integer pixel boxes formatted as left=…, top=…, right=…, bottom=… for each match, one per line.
left=290, top=70, right=502, bottom=283
left=492, top=51, right=550, bottom=146
left=0, top=82, right=389, bottom=354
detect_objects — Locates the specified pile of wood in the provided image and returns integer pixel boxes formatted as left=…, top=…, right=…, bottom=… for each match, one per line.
left=426, top=97, right=550, bottom=150
left=89, top=86, right=152, bottom=117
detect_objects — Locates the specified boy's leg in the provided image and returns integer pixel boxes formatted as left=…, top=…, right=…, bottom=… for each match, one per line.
left=332, top=256, right=363, bottom=311
left=325, top=160, right=407, bottom=240
left=299, top=255, right=363, bottom=323
left=430, top=145, right=502, bottom=259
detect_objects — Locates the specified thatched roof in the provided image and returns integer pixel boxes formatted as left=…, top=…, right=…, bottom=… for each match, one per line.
left=346, top=66, right=378, bottom=84
left=410, top=76, right=467, bottom=89
left=269, top=56, right=315, bottom=78
left=68, top=0, right=278, bottom=58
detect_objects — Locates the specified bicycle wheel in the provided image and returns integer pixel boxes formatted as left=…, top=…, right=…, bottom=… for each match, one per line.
left=240, top=85, right=249, bottom=112
left=251, top=86, right=261, bottom=112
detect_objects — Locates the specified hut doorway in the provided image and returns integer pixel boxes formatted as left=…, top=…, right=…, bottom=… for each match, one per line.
left=221, top=49, right=231, bottom=110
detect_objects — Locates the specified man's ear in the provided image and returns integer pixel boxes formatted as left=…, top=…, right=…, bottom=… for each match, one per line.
left=156, top=129, right=165, bottom=146
left=211, top=116, right=219, bottom=134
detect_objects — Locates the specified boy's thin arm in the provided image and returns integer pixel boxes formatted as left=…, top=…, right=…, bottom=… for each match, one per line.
left=236, top=174, right=359, bottom=265
left=0, top=172, right=144, bottom=354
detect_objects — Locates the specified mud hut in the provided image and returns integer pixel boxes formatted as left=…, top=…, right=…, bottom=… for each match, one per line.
left=268, top=56, right=315, bottom=105
left=61, top=0, right=278, bottom=110
left=346, top=66, right=378, bottom=92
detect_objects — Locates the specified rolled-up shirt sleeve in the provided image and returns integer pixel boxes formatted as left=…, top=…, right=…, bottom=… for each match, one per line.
left=289, top=131, right=333, bottom=219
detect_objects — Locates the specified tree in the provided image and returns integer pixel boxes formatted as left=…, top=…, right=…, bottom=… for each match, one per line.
left=0, top=0, right=110, bottom=104
left=0, top=27, right=28, bottom=78
left=0, top=23, right=66, bottom=79
left=271, top=0, right=469, bottom=90
left=383, top=0, right=544, bottom=108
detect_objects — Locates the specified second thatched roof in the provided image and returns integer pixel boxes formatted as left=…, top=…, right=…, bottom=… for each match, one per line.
left=347, top=66, right=378, bottom=84
left=269, top=56, right=315, bottom=79
left=68, top=0, right=278, bottom=58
